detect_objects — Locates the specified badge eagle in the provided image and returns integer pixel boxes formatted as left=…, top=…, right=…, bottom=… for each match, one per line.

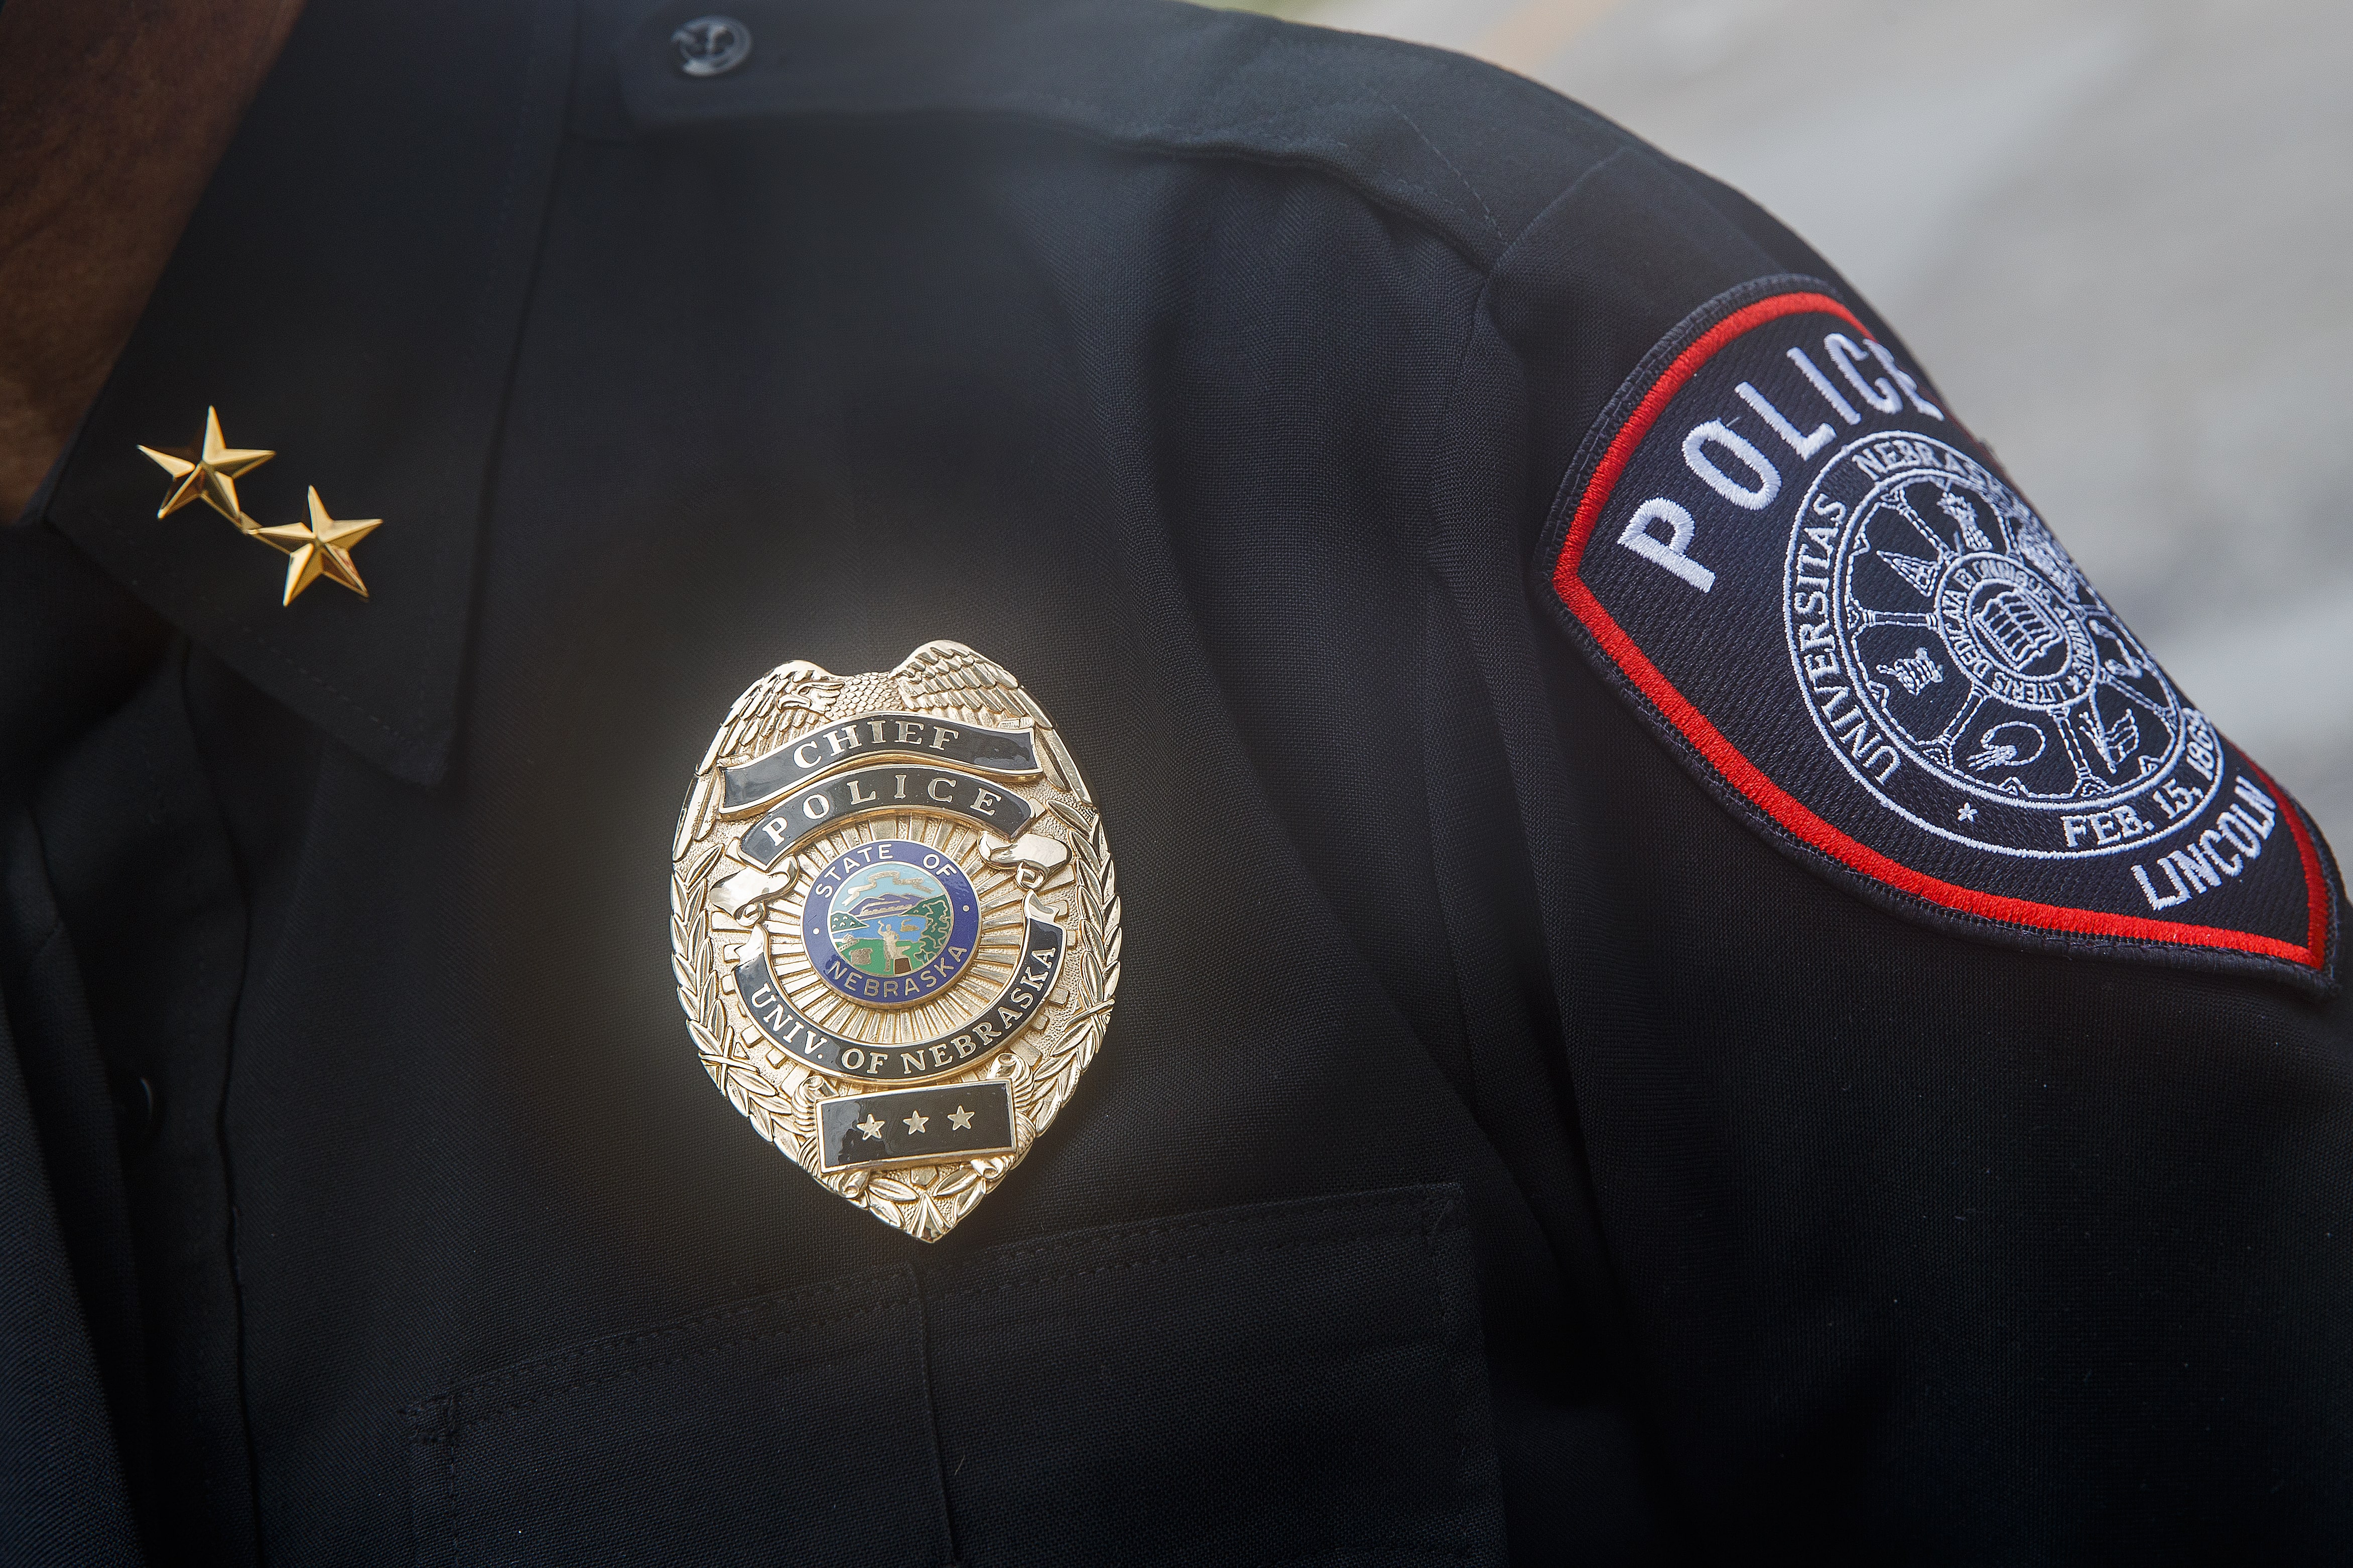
left=671, top=643, right=1119, bottom=1240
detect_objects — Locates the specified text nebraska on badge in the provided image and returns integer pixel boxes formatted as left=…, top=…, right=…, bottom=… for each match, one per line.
left=671, top=641, right=1124, bottom=1240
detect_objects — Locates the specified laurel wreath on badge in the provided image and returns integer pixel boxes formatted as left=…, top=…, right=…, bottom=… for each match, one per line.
left=670, top=642, right=1119, bottom=1240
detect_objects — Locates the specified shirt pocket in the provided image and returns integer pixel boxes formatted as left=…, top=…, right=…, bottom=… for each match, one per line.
left=406, top=1184, right=1503, bottom=1568
left=406, top=1267, right=942, bottom=1568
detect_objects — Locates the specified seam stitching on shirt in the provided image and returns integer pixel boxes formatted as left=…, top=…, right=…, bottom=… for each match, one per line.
left=426, top=1272, right=900, bottom=1405
left=444, top=1295, right=920, bottom=1432
left=919, top=1190, right=1436, bottom=1279
left=1366, top=96, right=1502, bottom=241
left=925, top=1223, right=1426, bottom=1306
left=217, top=618, right=404, bottom=738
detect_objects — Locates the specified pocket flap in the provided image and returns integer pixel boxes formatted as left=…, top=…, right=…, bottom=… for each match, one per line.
left=407, top=1186, right=1503, bottom=1566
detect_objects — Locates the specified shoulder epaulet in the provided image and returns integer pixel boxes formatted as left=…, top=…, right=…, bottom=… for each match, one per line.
left=614, top=0, right=1634, bottom=267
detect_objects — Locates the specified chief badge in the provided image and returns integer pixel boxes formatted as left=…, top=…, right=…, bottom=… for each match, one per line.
left=671, top=642, right=1119, bottom=1239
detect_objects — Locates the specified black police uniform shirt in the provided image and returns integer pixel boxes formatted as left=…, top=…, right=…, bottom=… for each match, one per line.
left=3, top=0, right=2346, bottom=1562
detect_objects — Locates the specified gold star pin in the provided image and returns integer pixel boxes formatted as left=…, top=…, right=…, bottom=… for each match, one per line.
left=137, top=407, right=274, bottom=529
left=252, top=487, right=381, bottom=605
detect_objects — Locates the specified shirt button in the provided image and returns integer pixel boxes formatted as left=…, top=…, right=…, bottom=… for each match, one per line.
left=672, top=15, right=753, bottom=77
left=108, top=1070, right=163, bottom=1155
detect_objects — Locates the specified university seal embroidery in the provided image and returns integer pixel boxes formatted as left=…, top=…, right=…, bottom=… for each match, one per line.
left=1543, top=276, right=2338, bottom=990
left=671, top=642, right=1120, bottom=1238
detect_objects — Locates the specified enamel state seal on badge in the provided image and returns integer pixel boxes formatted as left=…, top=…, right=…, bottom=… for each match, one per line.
left=671, top=643, right=1119, bottom=1240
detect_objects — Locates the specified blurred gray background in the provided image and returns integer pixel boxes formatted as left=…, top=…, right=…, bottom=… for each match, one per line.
left=1272, top=0, right=2352, bottom=852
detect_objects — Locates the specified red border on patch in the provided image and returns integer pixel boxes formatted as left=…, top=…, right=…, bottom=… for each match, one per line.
left=1550, top=291, right=2332, bottom=973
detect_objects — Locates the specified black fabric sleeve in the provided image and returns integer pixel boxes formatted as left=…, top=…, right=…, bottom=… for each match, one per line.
left=1425, top=148, right=2353, bottom=1555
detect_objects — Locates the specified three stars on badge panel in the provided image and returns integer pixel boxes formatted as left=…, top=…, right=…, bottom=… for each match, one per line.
left=852, top=1104, right=978, bottom=1141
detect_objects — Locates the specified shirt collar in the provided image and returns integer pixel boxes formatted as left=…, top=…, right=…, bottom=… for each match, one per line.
left=40, top=0, right=575, bottom=786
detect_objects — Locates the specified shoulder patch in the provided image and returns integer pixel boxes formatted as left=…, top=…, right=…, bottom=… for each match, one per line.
left=1540, top=276, right=2340, bottom=992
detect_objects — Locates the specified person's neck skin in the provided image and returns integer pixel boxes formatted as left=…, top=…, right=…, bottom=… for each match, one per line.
left=0, top=0, right=308, bottom=520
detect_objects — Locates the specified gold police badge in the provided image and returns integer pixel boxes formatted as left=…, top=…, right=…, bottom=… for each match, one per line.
left=670, top=643, right=1119, bottom=1240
